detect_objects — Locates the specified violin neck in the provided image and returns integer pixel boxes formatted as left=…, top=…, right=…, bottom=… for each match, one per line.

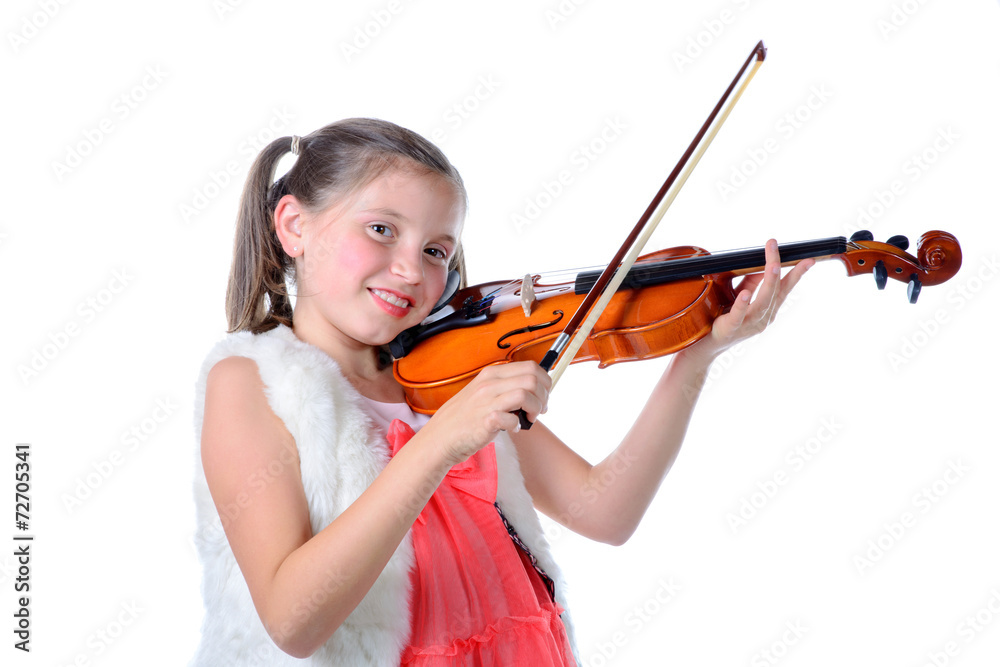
left=573, top=237, right=847, bottom=294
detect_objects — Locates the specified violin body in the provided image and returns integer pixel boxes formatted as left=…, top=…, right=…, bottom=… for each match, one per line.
left=394, top=247, right=731, bottom=413
left=392, top=231, right=962, bottom=414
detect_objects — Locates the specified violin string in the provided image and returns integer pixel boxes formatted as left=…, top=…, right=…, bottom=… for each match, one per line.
left=621, top=240, right=832, bottom=281
left=469, top=253, right=701, bottom=307
left=467, top=252, right=730, bottom=310
left=572, top=238, right=843, bottom=291
left=499, top=241, right=796, bottom=283
left=467, top=238, right=843, bottom=310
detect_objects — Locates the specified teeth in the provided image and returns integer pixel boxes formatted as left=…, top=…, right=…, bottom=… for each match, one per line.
left=372, top=289, right=410, bottom=309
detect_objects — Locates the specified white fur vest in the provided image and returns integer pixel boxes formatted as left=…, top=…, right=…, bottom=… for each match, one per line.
left=190, top=325, right=575, bottom=665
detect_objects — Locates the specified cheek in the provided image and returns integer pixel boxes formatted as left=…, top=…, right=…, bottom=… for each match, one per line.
left=320, top=242, right=381, bottom=285
left=334, top=248, right=368, bottom=278
left=425, top=271, right=450, bottom=307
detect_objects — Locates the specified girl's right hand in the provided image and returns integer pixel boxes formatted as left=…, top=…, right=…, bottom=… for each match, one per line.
left=422, top=361, right=551, bottom=467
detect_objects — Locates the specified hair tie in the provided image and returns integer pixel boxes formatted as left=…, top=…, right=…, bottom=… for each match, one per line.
left=290, top=135, right=302, bottom=156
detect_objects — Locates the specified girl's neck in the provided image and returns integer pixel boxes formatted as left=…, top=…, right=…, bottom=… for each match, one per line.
left=290, top=319, right=405, bottom=404
left=348, top=373, right=405, bottom=404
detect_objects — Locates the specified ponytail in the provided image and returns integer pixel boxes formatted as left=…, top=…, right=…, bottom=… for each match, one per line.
left=225, top=136, right=296, bottom=333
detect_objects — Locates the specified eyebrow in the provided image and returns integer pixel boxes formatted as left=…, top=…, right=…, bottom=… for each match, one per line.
left=363, top=207, right=406, bottom=220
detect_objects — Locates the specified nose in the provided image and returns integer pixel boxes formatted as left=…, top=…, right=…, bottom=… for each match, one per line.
left=391, top=247, right=424, bottom=285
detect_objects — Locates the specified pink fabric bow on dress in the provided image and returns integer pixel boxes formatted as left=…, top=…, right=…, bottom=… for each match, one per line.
left=387, top=419, right=497, bottom=524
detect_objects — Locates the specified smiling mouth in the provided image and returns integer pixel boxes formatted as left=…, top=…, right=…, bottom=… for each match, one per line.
left=370, top=288, right=413, bottom=310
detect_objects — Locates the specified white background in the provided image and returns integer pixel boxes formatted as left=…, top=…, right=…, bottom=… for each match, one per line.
left=3, top=1, right=999, bottom=665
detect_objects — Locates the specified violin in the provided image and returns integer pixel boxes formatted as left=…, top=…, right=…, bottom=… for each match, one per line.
left=391, top=40, right=963, bottom=417
left=391, top=230, right=962, bottom=414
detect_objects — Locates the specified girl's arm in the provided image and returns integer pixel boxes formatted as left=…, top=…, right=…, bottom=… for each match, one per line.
left=511, top=240, right=813, bottom=545
left=200, top=354, right=550, bottom=658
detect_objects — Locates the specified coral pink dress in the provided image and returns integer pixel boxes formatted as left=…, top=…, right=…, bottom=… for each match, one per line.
left=362, top=398, right=575, bottom=666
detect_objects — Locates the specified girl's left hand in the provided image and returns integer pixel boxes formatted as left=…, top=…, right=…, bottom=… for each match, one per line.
left=685, top=239, right=813, bottom=363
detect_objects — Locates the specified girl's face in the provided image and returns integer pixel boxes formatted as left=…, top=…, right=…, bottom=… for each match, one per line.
left=292, top=168, right=464, bottom=350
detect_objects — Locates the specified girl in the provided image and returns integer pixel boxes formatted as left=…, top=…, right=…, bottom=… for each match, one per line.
left=191, top=118, right=811, bottom=666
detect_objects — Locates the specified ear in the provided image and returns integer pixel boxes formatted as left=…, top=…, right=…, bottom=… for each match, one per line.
left=273, top=194, right=304, bottom=258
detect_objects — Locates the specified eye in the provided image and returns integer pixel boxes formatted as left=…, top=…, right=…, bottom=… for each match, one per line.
left=369, top=223, right=394, bottom=238
left=424, top=247, right=448, bottom=261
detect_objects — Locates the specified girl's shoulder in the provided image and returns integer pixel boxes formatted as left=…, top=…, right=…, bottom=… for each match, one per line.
left=196, top=324, right=373, bottom=453
left=200, top=324, right=319, bottom=373
left=198, top=324, right=349, bottom=400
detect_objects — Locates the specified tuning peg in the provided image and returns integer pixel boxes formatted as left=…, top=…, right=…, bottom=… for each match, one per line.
left=874, top=260, right=888, bottom=290
left=886, top=235, right=909, bottom=251
left=907, top=273, right=922, bottom=304
left=850, top=230, right=874, bottom=242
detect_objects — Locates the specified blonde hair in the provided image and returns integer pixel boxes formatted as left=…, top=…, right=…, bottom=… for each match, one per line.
left=226, top=118, right=468, bottom=334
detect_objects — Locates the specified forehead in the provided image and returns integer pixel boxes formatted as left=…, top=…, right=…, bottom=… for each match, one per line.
left=353, top=168, right=465, bottom=231
left=356, top=167, right=459, bottom=202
